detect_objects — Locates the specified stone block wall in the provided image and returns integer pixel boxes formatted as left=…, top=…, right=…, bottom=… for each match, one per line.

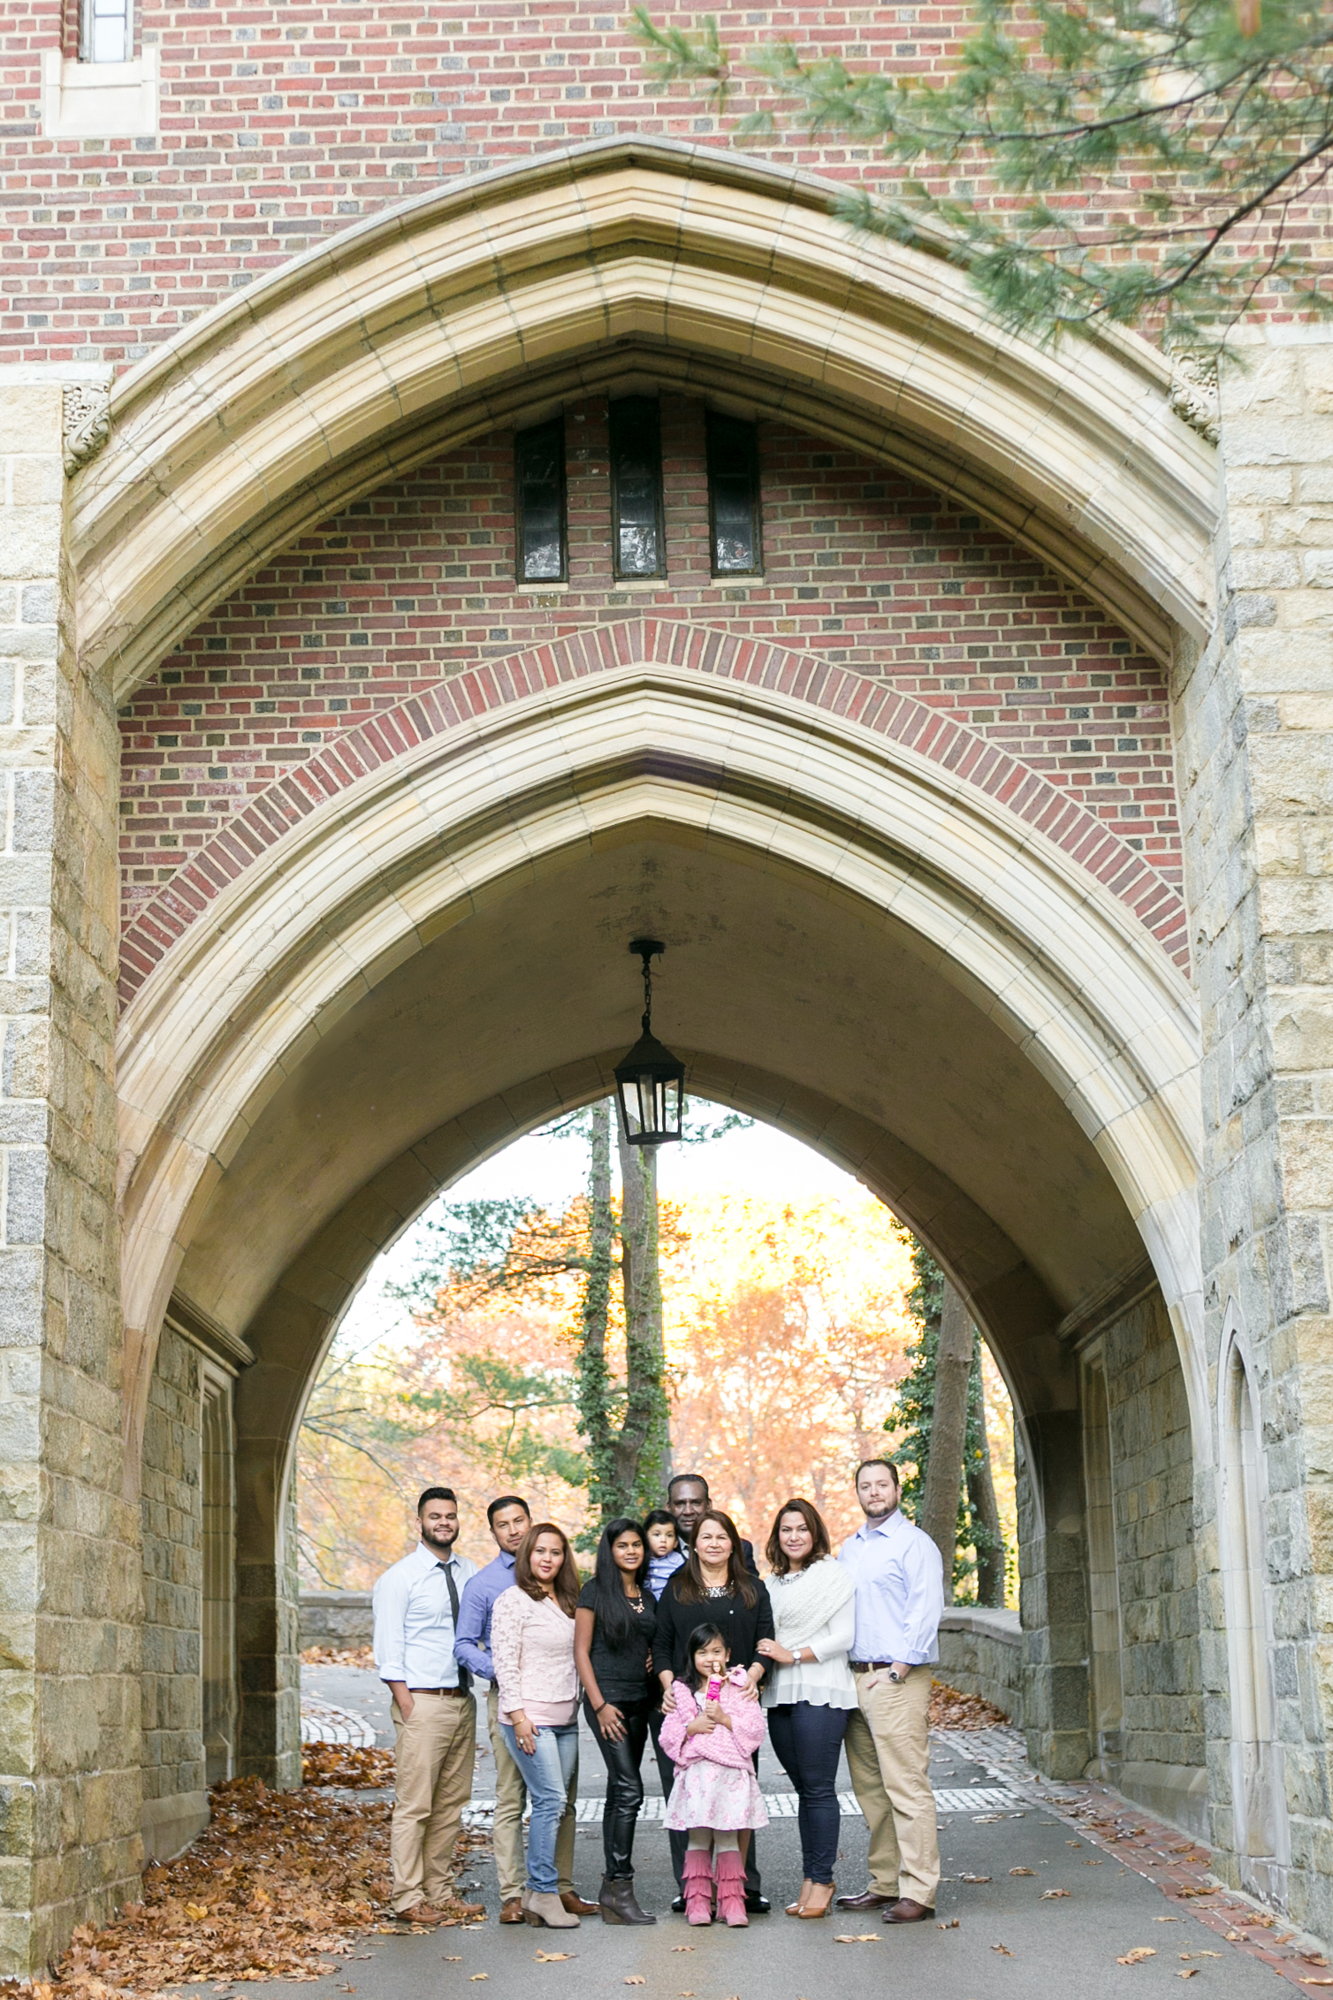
left=937, top=1608, right=1022, bottom=1721
left=299, top=1592, right=373, bottom=1652
left=1102, top=1294, right=1208, bottom=1837
left=139, top=1321, right=208, bottom=1860
left=0, top=375, right=142, bottom=1974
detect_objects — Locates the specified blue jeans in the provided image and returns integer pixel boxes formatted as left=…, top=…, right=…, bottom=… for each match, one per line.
left=767, top=1701, right=848, bottom=1884
left=500, top=1719, right=579, bottom=1894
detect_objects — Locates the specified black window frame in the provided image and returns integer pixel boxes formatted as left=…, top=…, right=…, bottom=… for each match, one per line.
left=609, top=395, right=667, bottom=581
left=706, top=411, right=763, bottom=578
left=514, top=414, right=568, bottom=585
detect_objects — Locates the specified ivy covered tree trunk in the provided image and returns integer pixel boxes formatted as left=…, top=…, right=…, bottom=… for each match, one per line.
left=614, top=1105, right=672, bottom=1514
left=918, top=1278, right=972, bottom=1602
left=574, top=1097, right=618, bottom=1515
left=966, top=1333, right=1006, bottom=1608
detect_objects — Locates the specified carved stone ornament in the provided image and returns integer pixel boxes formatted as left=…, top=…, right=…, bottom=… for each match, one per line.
left=1168, top=352, right=1220, bottom=446
left=62, top=384, right=112, bottom=474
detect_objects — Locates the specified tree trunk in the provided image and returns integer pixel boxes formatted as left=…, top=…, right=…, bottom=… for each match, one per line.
left=919, top=1279, right=972, bottom=1602
left=966, top=1333, right=1006, bottom=1607
left=613, top=1104, right=671, bottom=1515
left=574, top=1097, right=616, bottom=1511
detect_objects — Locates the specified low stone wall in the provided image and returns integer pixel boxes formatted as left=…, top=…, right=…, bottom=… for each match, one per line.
left=300, top=1591, right=375, bottom=1651
left=937, top=1607, right=1023, bottom=1724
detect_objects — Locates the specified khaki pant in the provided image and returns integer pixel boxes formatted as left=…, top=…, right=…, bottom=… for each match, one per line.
left=488, top=1685, right=577, bottom=1901
left=843, top=1668, right=939, bottom=1908
left=391, top=1690, right=478, bottom=1912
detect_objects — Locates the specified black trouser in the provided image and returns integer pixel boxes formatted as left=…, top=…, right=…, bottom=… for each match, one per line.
left=767, top=1700, right=848, bottom=1884
left=650, top=1708, right=762, bottom=1898
left=584, top=1695, right=655, bottom=1880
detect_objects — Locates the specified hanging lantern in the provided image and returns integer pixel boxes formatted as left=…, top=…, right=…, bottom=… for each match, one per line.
left=613, top=938, right=685, bottom=1145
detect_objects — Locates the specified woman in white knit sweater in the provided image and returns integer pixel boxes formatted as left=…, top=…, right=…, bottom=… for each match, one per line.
left=755, top=1498, right=857, bottom=1919
left=491, top=1523, right=583, bottom=1930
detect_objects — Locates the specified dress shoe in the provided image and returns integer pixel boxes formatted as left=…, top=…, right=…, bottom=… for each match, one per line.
left=744, top=1893, right=770, bottom=1914
left=395, top=1903, right=446, bottom=1926
left=499, top=1897, right=525, bottom=1924
left=883, top=1898, right=935, bottom=1924
left=835, top=1888, right=894, bottom=1911
left=671, top=1894, right=687, bottom=1914
left=560, top=1890, right=600, bottom=1917
left=440, top=1896, right=485, bottom=1920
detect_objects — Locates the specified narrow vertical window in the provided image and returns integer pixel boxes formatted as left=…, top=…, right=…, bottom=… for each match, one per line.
left=514, top=416, right=566, bottom=583
left=707, top=412, right=761, bottom=575
left=82, top=0, right=132, bottom=62
left=610, top=396, right=665, bottom=579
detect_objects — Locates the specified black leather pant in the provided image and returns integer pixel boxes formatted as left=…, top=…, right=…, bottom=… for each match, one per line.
left=584, top=1695, right=655, bottom=1879
left=649, top=1706, right=762, bottom=1897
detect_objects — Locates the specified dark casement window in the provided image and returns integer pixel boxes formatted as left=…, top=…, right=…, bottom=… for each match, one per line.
left=610, top=396, right=665, bottom=578
left=706, top=412, right=762, bottom=575
left=514, top=416, right=567, bottom=583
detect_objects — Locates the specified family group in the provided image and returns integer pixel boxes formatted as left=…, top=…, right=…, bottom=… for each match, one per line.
left=370, top=1461, right=945, bottom=1935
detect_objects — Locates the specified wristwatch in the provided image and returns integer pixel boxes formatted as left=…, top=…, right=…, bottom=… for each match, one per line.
left=887, top=1667, right=904, bottom=1684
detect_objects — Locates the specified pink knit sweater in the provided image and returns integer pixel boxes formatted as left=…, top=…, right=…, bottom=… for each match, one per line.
left=658, top=1670, right=767, bottom=1770
left=491, top=1585, right=579, bottom=1726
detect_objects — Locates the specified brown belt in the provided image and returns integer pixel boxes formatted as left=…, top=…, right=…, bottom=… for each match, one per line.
left=850, top=1661, right=899, bottom=1672
left=409, top=1686, right=468, bottom=1697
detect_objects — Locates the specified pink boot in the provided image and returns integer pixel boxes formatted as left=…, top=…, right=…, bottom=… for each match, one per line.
left=682, top=1848, right=713, bottom=1926
left=714, top=1850, right=748, bottom=1927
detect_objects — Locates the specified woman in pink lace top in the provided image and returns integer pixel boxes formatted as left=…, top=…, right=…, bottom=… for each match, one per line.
left=490, top=1524, right=583, bottom=1930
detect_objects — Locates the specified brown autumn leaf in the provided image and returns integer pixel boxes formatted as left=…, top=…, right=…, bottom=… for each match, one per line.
left=960, top=1874, right=991, bottom=1884
left=1117, top=1948, right=1157, bottom=1964
left=1041, top=1889, right=1071, bottom=1899
left=937, top=1919, right=960, bottom=1929
left=624, top=1981, right=647, bottom=1988
left=992, top=1945, right=1013, bottom=1956
left=1298, top=1982, right=1333, bottom=1988
left=534, top=1952, right=576, bottom=1962
left=1010, top=1868, right=1035, bottom=1877
left=834, top=1934, right=881, bottom=1943
left=1178, top=1971, right=1199, bottom=1980
left=302, top=1743, right=396, bottom=1790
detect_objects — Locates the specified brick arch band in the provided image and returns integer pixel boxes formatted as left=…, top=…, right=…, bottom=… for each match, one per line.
left=119, top=617, right=1190, bottom=1005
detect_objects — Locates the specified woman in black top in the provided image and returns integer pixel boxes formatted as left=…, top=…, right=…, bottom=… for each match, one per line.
left=656, top=1509, right=776, bottom=1689
left=574, top=1517, right=659, bottom=1925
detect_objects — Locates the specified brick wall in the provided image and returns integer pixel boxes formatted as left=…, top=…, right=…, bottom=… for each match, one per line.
left=117, top=394, right=1181, bottom=960
left=5, top=0, right=1325, bottom=368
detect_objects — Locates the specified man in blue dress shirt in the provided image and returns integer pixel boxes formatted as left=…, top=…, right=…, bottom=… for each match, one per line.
left=455, top=1495, right=595, bottom=1925
left=373, top=1486, right=481, bottom=1924
left=835, top=1457, right=945, bottom=1925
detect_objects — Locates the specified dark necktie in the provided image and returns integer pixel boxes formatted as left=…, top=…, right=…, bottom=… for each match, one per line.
left=439, top=1561, right=470, bottom=1691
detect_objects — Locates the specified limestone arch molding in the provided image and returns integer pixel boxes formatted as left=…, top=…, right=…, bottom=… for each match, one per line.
left=74, top=138, right=1218, bottom=701
left=117, top=650, right=1205, bottom=1493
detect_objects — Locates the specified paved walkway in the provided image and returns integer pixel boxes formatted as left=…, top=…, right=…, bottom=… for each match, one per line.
left=288, top=1667, right=1328, bottom=2000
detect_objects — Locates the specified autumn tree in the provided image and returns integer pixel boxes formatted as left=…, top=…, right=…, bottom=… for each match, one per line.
left=884, top=1240, right=1008, bottom=1605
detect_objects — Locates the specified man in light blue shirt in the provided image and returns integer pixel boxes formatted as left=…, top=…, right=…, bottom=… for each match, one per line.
left=835, top=1457, right=944, bottom=1925
left=455, top=1494, right=594, bottom=1924
left=373, top=1486, right=480, bottom=1923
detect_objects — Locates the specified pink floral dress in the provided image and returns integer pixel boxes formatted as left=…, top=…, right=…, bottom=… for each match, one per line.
left=658, top=1670, right=770, bottom=1832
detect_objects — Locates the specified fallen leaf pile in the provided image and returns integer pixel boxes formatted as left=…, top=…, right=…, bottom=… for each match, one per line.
left=929, top=1682, right=1009, bottom=1730
left=302, top=1743, right=395, bottom=1789
left=41, top=1777, right=398, bottom=1999
left=301, top=1646, right=376, bottom=1670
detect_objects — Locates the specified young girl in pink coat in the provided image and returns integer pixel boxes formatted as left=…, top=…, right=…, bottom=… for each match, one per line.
left=658, top=1623, right=770, bottom=1926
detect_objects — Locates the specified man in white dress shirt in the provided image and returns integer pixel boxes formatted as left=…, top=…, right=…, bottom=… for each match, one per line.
left=373, top=1486, right=482, bottom=1923
left=835, top=1457, right=945, bottom=1925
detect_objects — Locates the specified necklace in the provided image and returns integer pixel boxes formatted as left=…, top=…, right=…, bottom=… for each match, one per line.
left=703, top=1582, right=731, bottom=1600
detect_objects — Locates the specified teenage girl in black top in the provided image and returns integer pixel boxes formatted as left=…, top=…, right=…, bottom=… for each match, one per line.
left=574, top=1517, right=659, bottom=1926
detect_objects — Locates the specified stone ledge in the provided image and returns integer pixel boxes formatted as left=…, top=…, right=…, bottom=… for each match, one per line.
left=140, top=1790, right=209, bottom=1863
left=939, top=1606, right=1022, bottom=1645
